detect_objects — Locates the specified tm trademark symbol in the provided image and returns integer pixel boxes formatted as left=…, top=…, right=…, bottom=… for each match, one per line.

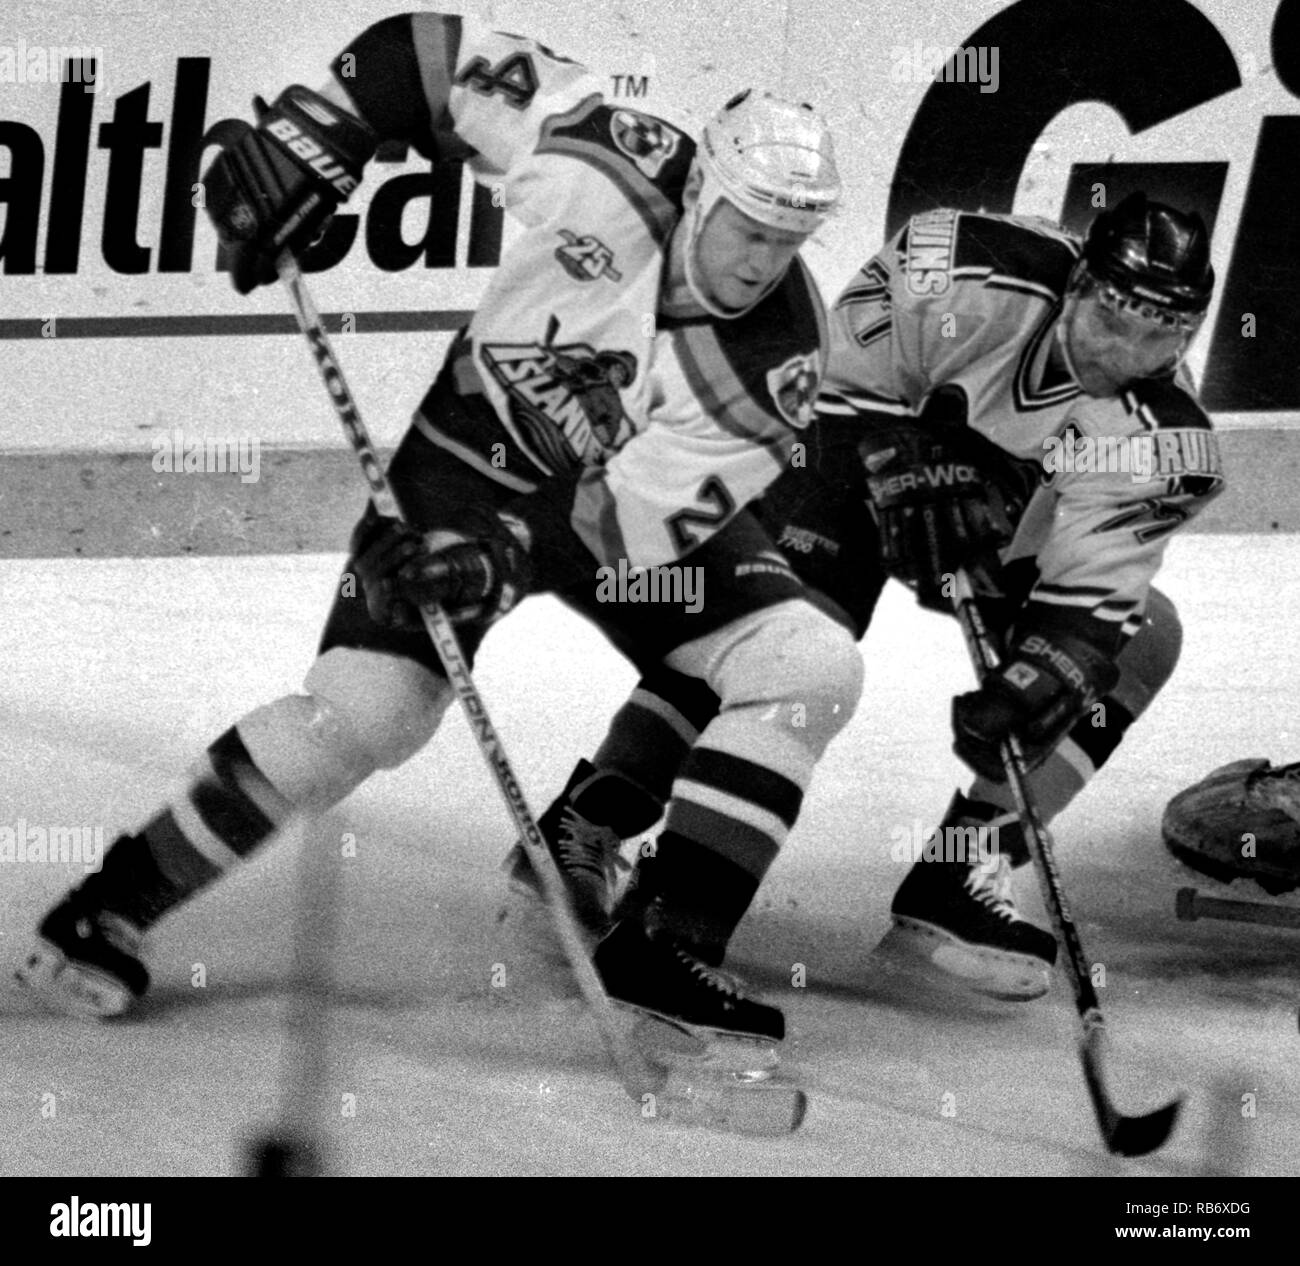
left=611, top=73, right=649, bottom=97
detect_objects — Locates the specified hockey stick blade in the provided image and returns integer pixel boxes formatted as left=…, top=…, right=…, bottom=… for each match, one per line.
left=951, top=571, right=1181, bottom=1158
left=1081, top=1021, right=1182, bottom=1158
left=654, top=1072, right=808, bottom=1137
left=626, top=1015, right=806, bottom=1135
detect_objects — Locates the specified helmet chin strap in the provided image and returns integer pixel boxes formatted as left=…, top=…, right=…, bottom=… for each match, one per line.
left=682, top=188, right=780, bottom=319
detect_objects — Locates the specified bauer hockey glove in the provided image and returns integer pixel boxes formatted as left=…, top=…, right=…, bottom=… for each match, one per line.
left=951, top=620, right=1120, bottom=782
left=859, top=421, right=1030, bottom=612
left=202, top=85, right=377, bottom=294
left=351, top=508, right=532, bottom=631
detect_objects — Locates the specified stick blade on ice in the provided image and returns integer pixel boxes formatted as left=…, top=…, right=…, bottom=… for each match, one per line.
left=655, top=1073, right=808, bottom=1137
left=1082, top=1027, right=1182, bottom=1158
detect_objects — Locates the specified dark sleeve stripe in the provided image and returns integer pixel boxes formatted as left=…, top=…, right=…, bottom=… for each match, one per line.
left=570, top=466, right=629, bottom=565
left=854, top=315, right=891, bottom=348
left=952, top=213, right=1078, bottom=294
left=411, top=11, right=462, bottom=136
left=332, top=14, right=442, bottom=150
left=797, top=255, right=830, bottom=369
left=1122, top=380, right=1214, bottom=432
left=673, top=326, right=792, bottom=460
left=1034, top=582, right=1114, bottom=599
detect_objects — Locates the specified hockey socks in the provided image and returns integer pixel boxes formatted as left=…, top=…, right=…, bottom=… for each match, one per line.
left=79, top=726, right=293, bottom=931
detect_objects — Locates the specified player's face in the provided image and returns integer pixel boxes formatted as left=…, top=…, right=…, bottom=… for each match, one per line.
left=1061, top=291, right=1192, bottom=397
left=693, top=200, right=810, bottom=311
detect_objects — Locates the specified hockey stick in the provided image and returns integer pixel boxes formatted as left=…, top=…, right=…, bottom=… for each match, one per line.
left=275, top=254, right=806, bottom=1136
left=1176, top=886, right=1300, bottom=930
left=950, top=569, right=1181, bottom=1157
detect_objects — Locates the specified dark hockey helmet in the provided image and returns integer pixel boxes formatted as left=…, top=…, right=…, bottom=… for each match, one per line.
left=1073, top=193, right=1214, bottom=331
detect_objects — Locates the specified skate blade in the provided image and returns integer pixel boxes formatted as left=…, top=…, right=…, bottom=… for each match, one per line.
left=628, top=1012, right=781, bottom=1082
left=14, top=942, right=133, bottom=1019
left=878, top=919, right=1051, bottom=1002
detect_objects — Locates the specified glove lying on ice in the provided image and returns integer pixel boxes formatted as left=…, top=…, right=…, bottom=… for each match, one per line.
left=202, top=85, right=377, bottom=294
left=858, top=420, right=1030, bottom=611
left=352, top=509, right=532, bottom=630
left=952, top=619, right=1120, bottom=781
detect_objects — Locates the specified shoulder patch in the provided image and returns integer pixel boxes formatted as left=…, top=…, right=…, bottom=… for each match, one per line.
left=607, top=108, right=683, bottom=179
left=767, top=351, right=821, bottom=429
left=538, top=98, right=693, bottom=242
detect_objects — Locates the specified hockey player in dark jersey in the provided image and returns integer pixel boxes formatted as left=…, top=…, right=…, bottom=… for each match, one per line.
left=508, top=192, right=1225, bottom=1005
left=16, top=14, right=856, bottom=1048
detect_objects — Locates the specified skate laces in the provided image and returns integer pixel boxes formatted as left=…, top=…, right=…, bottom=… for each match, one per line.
left=557, top=807, right=631, bottom=886
left=677, top=949, right=746, bottom=999
left=964, top=853, right=1021, bottom=924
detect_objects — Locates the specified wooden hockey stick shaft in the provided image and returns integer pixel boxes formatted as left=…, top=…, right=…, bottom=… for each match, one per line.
left=951, top=569, right=1181, bottom=1157
left=1176, top=886, right=1300, bottom=930
left=274, top=255, right=661, bottom=1103
left=275, top=257, right=808, bottom=1135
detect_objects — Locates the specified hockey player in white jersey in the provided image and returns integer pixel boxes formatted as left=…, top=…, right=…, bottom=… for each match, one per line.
left=508, top=193, right=1225, bottom=1002
left=15, top=13, right=857, bottom=1045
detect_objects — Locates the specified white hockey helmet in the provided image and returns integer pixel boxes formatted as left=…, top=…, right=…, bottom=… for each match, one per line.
left=695, top=89, right=841, bottom=234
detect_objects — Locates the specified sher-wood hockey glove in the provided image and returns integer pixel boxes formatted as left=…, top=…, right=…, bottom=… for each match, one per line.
left=859, top=421, right=1029, bottom=611
left=202, top=85, right=377, bottom=294
left=351, top=508, right=532, bottom=631
left=952, top=621, right=1120, bottom=782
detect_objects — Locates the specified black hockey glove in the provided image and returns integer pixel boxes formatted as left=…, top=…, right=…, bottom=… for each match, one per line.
left=859, top=422, right=1028, bottom=611
left=952, top=621, right=1120, bottom=782
left=351, top=508, right=532, bottom=631
left=202, top=85, right=377, bottom=294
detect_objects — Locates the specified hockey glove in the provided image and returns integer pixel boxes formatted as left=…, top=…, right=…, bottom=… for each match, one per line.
left=352, top=509, right=532, bottom=631
left=952, top=621, right=1120, bottom=782
left=202, top=85, right=377, bottom=294
left=859, top=422, right=1027, bottom=611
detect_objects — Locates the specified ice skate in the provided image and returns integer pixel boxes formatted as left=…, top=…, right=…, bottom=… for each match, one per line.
left=16, top=889, right=150, bottom=1019
left=593, top=910, right=783, bottom=1079
left=502, top=760, right=652, bottom=944
left=883, top=847, right=1058, bottom=1001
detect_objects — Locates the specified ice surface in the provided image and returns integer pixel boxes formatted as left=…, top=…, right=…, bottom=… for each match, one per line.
left=0, top=536, right=1297, bottom=1176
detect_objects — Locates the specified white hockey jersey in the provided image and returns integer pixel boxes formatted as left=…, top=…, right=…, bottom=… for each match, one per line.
left=818, top=208, right=1224, bottom=646
left=329, top=13, right=827, bottom=572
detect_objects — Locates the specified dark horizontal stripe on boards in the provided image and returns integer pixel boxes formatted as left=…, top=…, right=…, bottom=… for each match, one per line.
left=0, top=428, right=1294, bottom=560
left=0, top=310, right=475, bottom=339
